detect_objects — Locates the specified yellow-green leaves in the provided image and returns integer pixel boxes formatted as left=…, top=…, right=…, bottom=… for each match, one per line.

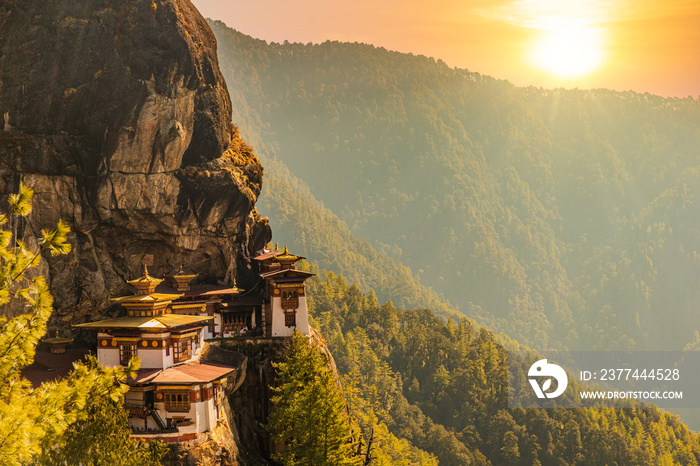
left=0, top=186, right=108, bottom=465
left=7, top=183, right=33, bottom=218
left=0, top=188, right=163, bottom=465
left=37, top=358, right=166, bottom=466
left=40, top=219, right=72, bottom=256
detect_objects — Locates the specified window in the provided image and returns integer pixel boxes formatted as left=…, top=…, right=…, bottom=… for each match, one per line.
left=119, top=342, right=137, bottom=366
left=281, top=290, right=299, bottom=309
left=164, top=391, right=191, bottom=412
left=284, top=311, right=296, bottom=327
left=223, top=312, right=248, bottom=331
left=173, top=338, right=192, bottom=363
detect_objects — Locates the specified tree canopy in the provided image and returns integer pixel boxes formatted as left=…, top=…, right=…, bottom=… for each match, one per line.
left=303, top=264, right=700, bottom=465
left=267, top=331, right=361, bottom=465
left=0, top=183, right=165, bottom=465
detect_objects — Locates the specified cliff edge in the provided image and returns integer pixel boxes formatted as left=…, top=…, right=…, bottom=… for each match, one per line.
left=0, top=0, right=271, bottom=324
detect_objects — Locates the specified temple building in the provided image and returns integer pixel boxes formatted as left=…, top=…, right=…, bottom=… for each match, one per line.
left=74, top=265, right=235, bottom=441
left=74, top=245, right=313, bottom=441
left=157, top=243, right=314, bottom=339
left=161, top=266, right=247, bottom=340
left=253, top=245, right=313, bottom=337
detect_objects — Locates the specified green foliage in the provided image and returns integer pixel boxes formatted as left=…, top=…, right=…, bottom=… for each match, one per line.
left=211, top=21, right=700, bottom=352
left=305, top=268, right=700, bottom=465
left=38, top=355, right=167, bottom=465
left=208, top=19, right=700, bottom=460
left=342, top=370, right=438, bottom=465
left=8, top=183, right=33, bottom=217
left=267, top=331, right=361, bottom=466
left=0, top=186, right=155, bottom=465
left=40, top=219, right=72, bottom=256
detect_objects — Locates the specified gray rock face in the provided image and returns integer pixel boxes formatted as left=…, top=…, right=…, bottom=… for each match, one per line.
left=0, top=0, right=271, bottom=325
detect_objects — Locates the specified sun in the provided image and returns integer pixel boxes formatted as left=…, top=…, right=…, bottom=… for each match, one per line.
left=530, top=20, right=605, bottom=78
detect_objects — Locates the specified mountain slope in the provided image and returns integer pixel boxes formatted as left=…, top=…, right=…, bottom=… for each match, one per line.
left=305, top=266, right=700, bottom=465
left=256, top=155, right=459, bottom=320
left=207, top=23, right=460, bottom=322
left=210, top=21, right=700, bottom=351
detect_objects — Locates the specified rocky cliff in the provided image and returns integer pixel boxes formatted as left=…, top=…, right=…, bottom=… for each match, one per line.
left=0, top=0, right=271, bottom=325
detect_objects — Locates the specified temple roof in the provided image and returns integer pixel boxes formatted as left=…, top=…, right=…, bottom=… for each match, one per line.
left=274, top=245, right=304, bottom=263
left=155, top=283, right=240, bottom=297
left=165, top=265, right=198, bottom=280
left=74, top=314, right=213, bottom=329
left=253, top=249, right=282, bottom=261
left=151, top=361, right=236, bottom=384
left=259, top=268, right=315, bottom=279
left=127, top=264, right=164, bottom=288
left=164, top=265, right=199, bottom=291
left=43, top=331, right=72, bottom=345
left=220, top=294, right=264, bottom=307
left=111, top=293, right=182, bottom=304
left=128, top=368, right=161, bottom=384
left=22, top=349, right=89, bottom=387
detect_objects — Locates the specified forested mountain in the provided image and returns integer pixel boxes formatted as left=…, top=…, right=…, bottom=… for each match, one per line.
left=303, top=265, right=700, bottom=465
left=210, top=21, right=700, bottom=351
left=255, top=155, right=460, bottom=322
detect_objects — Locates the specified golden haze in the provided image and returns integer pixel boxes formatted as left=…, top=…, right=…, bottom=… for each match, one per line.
left=193, top=0, right=700, bottom=97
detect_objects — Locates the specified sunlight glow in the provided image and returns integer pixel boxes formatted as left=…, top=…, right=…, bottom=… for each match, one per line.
left=530, top=20, right=605, bottom=78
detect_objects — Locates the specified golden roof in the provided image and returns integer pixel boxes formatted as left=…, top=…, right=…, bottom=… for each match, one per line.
left=127, top=264, right=164, bottom=288
left=43, top=330, right=73, bottom=345
left=165, top=265, right=198, bottom=280
left=275, top=245, right=304, bottom=263
left=110, top=293, right=182, bottom=304
left=74, top=314, right=214, bottom=329
left=164, top=265, right=198, bottom=291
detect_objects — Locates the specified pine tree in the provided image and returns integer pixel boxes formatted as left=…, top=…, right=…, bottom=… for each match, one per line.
left=0, top=184, right=142, bottom=465
left=267, top=331, right=361, bottom=465
left=38, top=355, right=167, bottom=465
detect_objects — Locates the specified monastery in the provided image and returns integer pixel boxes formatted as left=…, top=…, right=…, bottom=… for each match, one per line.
left=74, top=245, right=312, bottom=442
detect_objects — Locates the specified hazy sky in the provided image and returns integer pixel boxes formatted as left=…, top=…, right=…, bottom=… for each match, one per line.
left=192, top=0, right=700, bottom=98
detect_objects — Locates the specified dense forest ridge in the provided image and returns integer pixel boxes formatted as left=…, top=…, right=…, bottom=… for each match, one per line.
left=209, top=20, right=700, bottom=354
left=209, top=19, right=697, bottom=99
left=303, top=265, right=700, bottom=465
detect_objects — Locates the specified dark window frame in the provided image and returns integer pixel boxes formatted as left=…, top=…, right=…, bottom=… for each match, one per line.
left=119, top=342, right=137, bottom=366
left=284, top=311, right=296, bottom=327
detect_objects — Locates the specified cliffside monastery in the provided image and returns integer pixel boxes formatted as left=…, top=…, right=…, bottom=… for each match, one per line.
left=71, top=245, right=313, bottom=442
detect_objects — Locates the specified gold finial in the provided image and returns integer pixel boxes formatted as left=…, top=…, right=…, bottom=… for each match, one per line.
left=283, top=244, right=289, bottom=254
left=128, top=263, right=164, bottom=294
left=275, top=242, right=278, bottom=251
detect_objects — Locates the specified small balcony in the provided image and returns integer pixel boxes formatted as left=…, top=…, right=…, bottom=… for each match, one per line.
left=124, top=402, right=149, bottom=418
left=281, top=298, right=299, bottom=309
